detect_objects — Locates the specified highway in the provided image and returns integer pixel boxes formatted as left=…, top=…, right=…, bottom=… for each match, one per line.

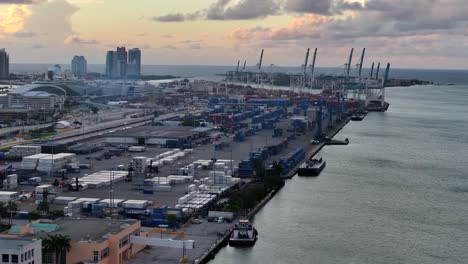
left=0, top=108, right=143, bottom=137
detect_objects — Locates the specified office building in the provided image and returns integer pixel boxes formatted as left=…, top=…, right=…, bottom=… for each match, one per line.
left=0, top=238, right=41, bottom=264
left=106, top=47, right=127, bottom=78
left=127, top=48, right=141, bottom=77
left=115, top=47, right=127, bottom=78
left=0, top=48, right=9, bottom=79
left=71, top=56, right=87, bottom=78
left=105, top=51, right=115, bottom=77
left=105, top=47, right=142, bottom=78
left=0, top=219, right=145, bottom=264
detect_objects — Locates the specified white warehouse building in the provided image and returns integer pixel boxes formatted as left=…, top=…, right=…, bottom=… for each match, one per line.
left=0, top=84, right=67, bottom=111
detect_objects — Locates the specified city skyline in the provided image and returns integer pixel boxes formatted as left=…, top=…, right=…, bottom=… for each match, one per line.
left=0, top=0, right=467, bottom=69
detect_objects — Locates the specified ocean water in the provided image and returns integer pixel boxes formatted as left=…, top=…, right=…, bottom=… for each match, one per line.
left=211, top=84, right=468, bottom=264
left=10, top=64, right=468, bottom=84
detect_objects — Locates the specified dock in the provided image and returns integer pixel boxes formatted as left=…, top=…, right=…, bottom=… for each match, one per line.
left=282, top=118, right=351, bottom=179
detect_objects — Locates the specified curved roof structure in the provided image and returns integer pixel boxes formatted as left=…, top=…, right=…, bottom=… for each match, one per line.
left=22, top=91, right=56, bottom=97
left=10, top=83, right=80, bottom=97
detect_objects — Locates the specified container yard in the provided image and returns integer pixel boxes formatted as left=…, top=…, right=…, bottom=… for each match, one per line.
left=0, top=75, right=362, bottom=264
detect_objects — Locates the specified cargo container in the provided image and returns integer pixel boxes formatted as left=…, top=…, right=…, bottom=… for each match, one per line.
left=53, top=196, right=78, bottom=205
left=129, top=146, right=146, bottom=152
left=123, top=200, right=149, bottom=209
left=0, top=191, right=19, bottom=202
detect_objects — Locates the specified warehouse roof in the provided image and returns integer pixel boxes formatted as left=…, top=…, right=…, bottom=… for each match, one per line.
left=107, top=126, right=203, bottom=140
left=0, top=238, right=39, bottom=249
left=10, top=83, right=80, bottom=97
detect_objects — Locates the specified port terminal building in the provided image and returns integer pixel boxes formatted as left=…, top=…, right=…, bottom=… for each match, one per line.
left=105, top=126, right=213, bottom=146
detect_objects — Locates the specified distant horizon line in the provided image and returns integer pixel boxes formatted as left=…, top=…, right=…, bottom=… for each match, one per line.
left=8, top=63, right=468, bottom=72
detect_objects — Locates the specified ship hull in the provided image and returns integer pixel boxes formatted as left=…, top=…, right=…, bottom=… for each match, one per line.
left=297, top=161, right=326, bottom=176
left=229, top=237, right=257, bottom=247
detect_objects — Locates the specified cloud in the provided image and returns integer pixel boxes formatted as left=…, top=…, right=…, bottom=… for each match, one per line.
left=324, top=0, right=468, bottom=40
left=285, top=0, right=362, bottom=15
left=154, top=0, right=362, bottom=22
left=64, top=34, right=98, bottom=45
left=189, top=43, right=201, bottom=49
left=24, top=0, right=79, bottom=40
left=161, top=34, right=174, bottom=38
left=206, top=0, right=280, bottom=20
left=0, top=5, right=32, bottom=33
left=226, top=28, right=255, bottom=40
left=153, top=13, right=185, bottom=22
left=227, top=14, right=329, bottom=41
left=153, top=11, right=201, bottom=22
left=13, top=31, right=36, bottom=37
left=0, top=0, right=45, bottom=4
left=161, top=45, right=177, bottom=50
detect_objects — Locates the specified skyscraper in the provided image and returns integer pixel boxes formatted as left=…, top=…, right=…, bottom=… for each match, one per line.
left=0, top=49, right=9, bottom=79
left=128, top=48, right=141, bottom=77
left=106, top=51, right=115, bottom=77
left=105, top=47, right=141, bottom=78
left=71, top=56, right=87, bottom=78
left=115, top=47, right=127, bottom=78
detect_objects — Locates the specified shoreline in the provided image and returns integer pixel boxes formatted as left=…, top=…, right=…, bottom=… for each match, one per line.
left=197, top=117, right=352, bottom=264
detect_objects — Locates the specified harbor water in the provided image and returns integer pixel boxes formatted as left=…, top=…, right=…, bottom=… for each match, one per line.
left=211, top=84, right=468, bottom=264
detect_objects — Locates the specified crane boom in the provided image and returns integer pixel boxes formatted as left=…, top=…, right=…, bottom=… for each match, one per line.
left=258, top=49, right=264, bottom=71
left=375, top=62, right=381, bottom=80
left=358, top=48, right=366, bottom=77
left=303, top=48, right=310, bottom=74
left=347, top=48, right=354, bottom=76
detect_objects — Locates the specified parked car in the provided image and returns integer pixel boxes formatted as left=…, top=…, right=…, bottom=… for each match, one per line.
left=191, top=219, right=203, bottom=224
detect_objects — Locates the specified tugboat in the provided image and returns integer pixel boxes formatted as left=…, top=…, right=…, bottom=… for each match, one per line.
left=297, top=158, right=326, bottom=176
left=229, top=220, right=258, bottom=247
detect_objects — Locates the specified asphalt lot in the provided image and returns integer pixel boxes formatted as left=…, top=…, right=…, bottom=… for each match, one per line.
left=10, top=112, right=343, bottom=263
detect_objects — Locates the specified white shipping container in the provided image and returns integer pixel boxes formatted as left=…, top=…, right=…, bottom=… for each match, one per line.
left=53, top=196, right=78, bottom=205
left=0, top=191, right=19, bottom=202
left=123, top=200, right=148, bottom=209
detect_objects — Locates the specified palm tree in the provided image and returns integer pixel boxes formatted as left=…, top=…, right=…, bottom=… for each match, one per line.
left=0, top=201, right=6, bottom=224
left=41, top=234, right=71, bottom=264
left=5, top=201, right=17, bottom=225
left=37, top=201, right=49, bottom=214
left=42, top=236, right=54, bottom=264
left=56, top=234, right=71, bottom=264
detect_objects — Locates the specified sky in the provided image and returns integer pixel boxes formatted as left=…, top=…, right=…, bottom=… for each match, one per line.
left=0, top=0, right=467, bottom=69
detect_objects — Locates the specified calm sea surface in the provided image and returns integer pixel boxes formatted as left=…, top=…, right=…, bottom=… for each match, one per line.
left=211, top=84, right=468, bottom=264
left=10, top=64, right=468, bottom=84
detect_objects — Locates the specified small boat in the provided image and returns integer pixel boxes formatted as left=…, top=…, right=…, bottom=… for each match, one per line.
left=297, top=158, right=326, bottom=176
left=229, top=220, right=258, bottom=247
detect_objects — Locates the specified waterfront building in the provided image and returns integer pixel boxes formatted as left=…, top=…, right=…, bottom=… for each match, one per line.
left=71, top=55, right=87, bottom=78
left=114, top=47, right=128, bottom=78
left=105, top=47, right=141, bottom=78
left=105, top=51, right=115, bottom=77
left=0, top=238, right=42, bottom=264
left=0, top=48, right=9, bottom=79
left=0, top=83, right=66, bottom=112
left=127, top=48, right=141, bottom=77
left=0, top=219, right=145, bottom=264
